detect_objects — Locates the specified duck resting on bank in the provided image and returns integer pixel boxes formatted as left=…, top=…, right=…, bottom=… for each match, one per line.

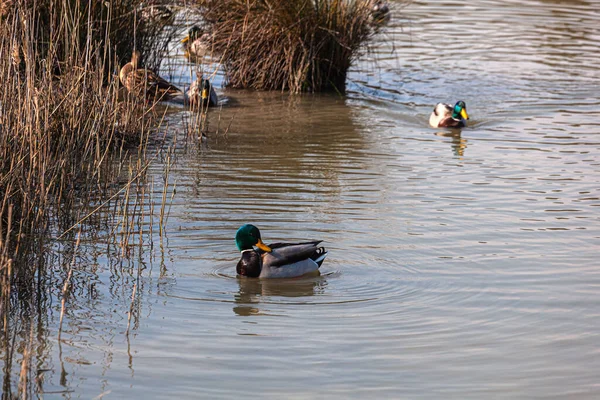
left=429, top=101, right=470, bottom=128
left=187, top=71, right=218, bottom=108
left=235, top=224, right=328, bottom=278
left=119, top=50, right=183, bottom=102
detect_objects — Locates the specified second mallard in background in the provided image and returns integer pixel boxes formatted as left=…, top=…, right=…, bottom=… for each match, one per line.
left=181, top=26, right=212, bottom=58
left=187, top=71, right=218, bottom=108
left=429, top=101, right=470, bottom=128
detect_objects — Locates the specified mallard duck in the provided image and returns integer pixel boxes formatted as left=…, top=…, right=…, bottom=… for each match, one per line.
left=119, top=50, right=183, bottom=102
left=235, top=224, right=328, bottom=278
left=181, top=26, right=212, bottom=57
left=429, top=101, right=470, bottom=128
left=370, top=0, right=390, bottom=20
left=187, top=71, right=218, bottom=108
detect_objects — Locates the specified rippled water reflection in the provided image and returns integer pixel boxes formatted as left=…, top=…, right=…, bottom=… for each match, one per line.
left=6, top=0, right=600, bottom=398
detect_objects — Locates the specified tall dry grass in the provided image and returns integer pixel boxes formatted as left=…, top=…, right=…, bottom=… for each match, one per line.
left=198, top=0, right=374, bottom=93
left=1, top=2, right=179, bottom=395
left=0, top=0, right=183, bottom=268
left=1, top=0, right=157, bottom=279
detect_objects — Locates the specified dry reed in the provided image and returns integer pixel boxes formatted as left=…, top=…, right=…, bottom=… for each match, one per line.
left=1, top=0, right=179, bottom=396
left=197, top=0, right=375, bottom=93
left=0, top=0, right=175, bottom=277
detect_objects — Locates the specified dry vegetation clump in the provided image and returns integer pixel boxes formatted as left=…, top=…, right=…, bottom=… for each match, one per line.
left=199, top=0, right=375, bottom=93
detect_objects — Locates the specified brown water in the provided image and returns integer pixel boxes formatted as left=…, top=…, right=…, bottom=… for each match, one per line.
left=4, top=0, right=600, bottom=398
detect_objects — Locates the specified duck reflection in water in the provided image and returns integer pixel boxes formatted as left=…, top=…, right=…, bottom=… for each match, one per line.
left=435, top=130, right=468, bottom=157
left=233, top=275, right=327, bottom=316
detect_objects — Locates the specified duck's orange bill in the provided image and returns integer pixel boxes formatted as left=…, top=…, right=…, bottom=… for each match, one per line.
left=460, top=108, right=470, bottom=120
left=181, top=36, right=190, bottom=44
left=201, top=88, right=209, bottom=99
left=256, top=239, right=272, bottom=252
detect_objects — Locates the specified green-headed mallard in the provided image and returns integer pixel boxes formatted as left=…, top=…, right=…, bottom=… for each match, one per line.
left=187, top=71, right=218, bottom=108
left=429, top=101, right=470, bottom=128
left=119, top=50, right=182, bottom=102
left=181, top=26, right=212, bottom=57
left=235, top=224, right=328, bottom=278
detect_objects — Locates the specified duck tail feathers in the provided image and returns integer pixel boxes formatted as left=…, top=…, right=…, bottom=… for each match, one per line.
left=312, top=247, right=328, bottom=267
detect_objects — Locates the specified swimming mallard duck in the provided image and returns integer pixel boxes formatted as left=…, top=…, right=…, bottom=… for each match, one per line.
left=181, top=26, right=212, bottom=57
left=235, top=224, right=328, bottom=278
left=429, top=101, right=470, bottom=128
left=187, top=71, right=218, bottom=108
left=119, top=50, right=183, bottom=102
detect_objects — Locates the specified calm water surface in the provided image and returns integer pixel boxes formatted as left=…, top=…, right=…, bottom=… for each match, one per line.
left=6, top=0, right=600, bottom=398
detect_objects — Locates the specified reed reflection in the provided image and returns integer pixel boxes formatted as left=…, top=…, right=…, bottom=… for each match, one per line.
left=181, top=91, right=369, bottom=198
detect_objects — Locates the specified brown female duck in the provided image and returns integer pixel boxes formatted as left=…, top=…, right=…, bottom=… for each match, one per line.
left=119, top=50, right=182, bottom=102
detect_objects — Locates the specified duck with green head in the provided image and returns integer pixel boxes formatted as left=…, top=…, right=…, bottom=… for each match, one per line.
left=187, top=71, right=218, bottom=108
left=235, top=224, right=328, bottom=278
left=429, top=100, right=470, bottom=128
left=181, top=26, right=212, bottom=57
